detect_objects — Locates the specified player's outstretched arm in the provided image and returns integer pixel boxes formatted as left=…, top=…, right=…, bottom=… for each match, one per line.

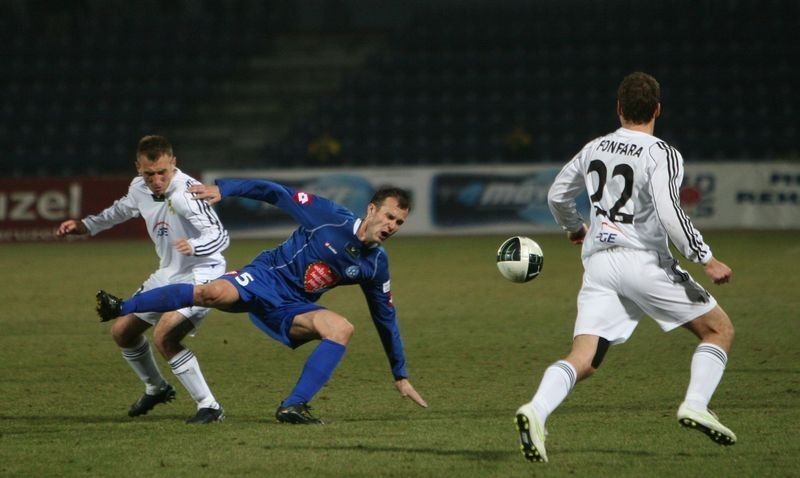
left=56, top=219, right=88, bottom=236
left=704, top=257, right=732, bottom=285
left=394, top=378, right=428, bottom=408
left=188, top=184, right=222, bottom=204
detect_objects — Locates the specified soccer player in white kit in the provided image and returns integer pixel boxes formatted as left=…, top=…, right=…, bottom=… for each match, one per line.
left=57, top=135, right=230, bottom=424
left=514, top=72, right=736, bottom=463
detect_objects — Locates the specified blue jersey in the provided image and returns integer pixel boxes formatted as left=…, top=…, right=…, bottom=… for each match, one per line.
left=217, top=178, right=408, bottom=379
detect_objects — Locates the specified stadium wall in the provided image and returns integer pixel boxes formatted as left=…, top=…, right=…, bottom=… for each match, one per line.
left=0, top=178, right=147, bottom=242
left=2, top=163, right=796, bottom=242
left=203, top=162, right=800, bottom=238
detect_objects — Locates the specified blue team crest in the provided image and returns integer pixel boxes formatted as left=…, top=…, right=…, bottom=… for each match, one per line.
left=345, top=265, right=360, bottom=279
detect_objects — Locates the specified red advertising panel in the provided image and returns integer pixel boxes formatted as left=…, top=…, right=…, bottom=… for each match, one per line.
left=0, top=177, right=149, bottom=242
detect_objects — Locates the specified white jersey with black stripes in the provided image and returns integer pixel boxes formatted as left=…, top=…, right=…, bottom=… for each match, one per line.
left=548, top=127, right=712, bottom=265
left=82, top=168, right=229, bottom=283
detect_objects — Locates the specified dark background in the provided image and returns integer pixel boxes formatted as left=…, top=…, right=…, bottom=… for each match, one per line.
left=2, top=0, right=797, bottom=177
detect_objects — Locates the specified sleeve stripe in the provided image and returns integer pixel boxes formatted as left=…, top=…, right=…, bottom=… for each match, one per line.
left=186, top=179, right=230, bottom=255
left=659, top=142, right=706, bottom=260
left=193, top=200, right=229, bottom=254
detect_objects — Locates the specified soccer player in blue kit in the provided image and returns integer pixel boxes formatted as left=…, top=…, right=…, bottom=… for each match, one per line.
left=96, top=178, right=427, bottom=424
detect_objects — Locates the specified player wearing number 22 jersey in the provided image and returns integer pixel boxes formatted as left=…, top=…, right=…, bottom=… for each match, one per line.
left=549, top=128, right=711, bottom=267
left=515, top=72, right=736, bottom=464
left=96, top=178, right=427, bottom=424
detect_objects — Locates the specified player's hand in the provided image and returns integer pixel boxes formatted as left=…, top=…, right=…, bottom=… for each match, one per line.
left=704, top=257, right=732, bottom=285
left=394, top=378, right=428, bottom=408
left=174, top=238, right=194, bottom=256
left=188, top=184, right=222, bottom=205
left=568, top=224, right=588, bottom=245
left=56, top=219, right=88, bottom=237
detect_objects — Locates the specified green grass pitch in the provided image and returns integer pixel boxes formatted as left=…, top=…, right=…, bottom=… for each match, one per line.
left=1, top=232, right=798, bottom=477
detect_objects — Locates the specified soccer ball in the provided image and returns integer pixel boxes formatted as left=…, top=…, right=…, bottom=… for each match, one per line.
left=496, top=236, right=544, bottom=283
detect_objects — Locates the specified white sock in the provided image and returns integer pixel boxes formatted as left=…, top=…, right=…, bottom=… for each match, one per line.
left=169, top=348, right=219, bottom=410
left=530, top=360, right=577, bottom=425
left=684, top=343, right=727, bottom=410
left=121, top=336, right=167, bottom=395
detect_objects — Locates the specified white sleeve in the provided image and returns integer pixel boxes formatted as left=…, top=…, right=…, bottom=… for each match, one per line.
left=547, top=151, right=587, bottom=233
left=649, top=143, right=713, bottom=264
left=81, top=191, right=140, bottom=236
left=173, top=191, right=230, bottom=257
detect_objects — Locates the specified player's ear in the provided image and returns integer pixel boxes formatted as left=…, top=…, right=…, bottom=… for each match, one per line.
left=654, top=103, right=662, bottom=119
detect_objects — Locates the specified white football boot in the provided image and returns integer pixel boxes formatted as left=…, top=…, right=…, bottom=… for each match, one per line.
left=677, top=402, right=737, bottom=446
left=515, top=403, right=548, bottom=463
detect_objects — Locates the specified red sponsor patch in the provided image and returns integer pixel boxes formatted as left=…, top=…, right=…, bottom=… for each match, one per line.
left=304, top=262, right=339, bottom=292
left=387, top=291, right=394, bottom=307
left=294, top=191, right=313, bottom=205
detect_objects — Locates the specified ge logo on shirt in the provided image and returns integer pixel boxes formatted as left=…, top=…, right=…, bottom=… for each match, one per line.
left=294, top=192, right=312, bottom=205
left=152, top=221, right=170, bottom=237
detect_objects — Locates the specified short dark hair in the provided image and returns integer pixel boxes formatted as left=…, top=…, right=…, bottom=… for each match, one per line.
left=617, top=72, right=661, bottom=124
left=137, top=135, right=174, bottom=161
left=370, top=186, right=411, bottom=211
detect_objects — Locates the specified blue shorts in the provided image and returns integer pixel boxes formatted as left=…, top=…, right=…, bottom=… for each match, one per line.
left=219, top=265, right=324, bottom=349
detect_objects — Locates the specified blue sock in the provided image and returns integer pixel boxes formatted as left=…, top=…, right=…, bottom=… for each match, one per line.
left=120, top=284, right=194, bottom=315
left=283, top=339, right=347, bottom=406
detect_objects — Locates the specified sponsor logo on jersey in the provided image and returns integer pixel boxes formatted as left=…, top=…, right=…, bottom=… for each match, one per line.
left=152, top=221, right=170, bottom=237
left=382, top=280, right=391, bottom=293
left=304, top=262, right=339, bottom=292
left=387, top=291, right=394, bottom=307
left=294, top=191, right=312, bottom=205
left=345, top=265, right=360, bottom=279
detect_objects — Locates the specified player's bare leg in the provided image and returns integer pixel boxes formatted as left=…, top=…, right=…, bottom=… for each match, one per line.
left=678, top=306, right=737, bottom=445
left=110, top=314, right=175, bottom=417
left=154, top=312, right=224, bottom=424
left=516, top=334, right=610, bottom=463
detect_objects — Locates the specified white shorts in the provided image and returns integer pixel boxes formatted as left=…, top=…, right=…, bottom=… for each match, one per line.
left=574, top=248, right=717, bottom=345
left=132, top=263, right=224, bottom=328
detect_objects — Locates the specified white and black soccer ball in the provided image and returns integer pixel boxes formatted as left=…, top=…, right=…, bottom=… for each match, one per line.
left=496, top=236, right=544, bottom=283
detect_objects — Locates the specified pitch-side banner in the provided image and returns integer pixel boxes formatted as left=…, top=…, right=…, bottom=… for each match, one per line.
left=680, top=162, right=799, bottom=228
left=0, top=178, right=148, bottom=242
left=204, top=162, right=799, bottom=237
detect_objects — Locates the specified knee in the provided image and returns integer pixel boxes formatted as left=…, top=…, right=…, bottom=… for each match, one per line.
left=110, top=322, right=125, bottom=347
left=194, top=285, right=213, bottom=306
left=110, top=320, right=139, bottom=348
left=718, top=318, right=735, bottom=350
left=195, top=283, right=229, bottom=307
left=152, top=316, right=188, bottom=359
left=330, top=318, right=355, bottom=344
left=711, top=309, right=735, bottom=350
left=151, top=326, right=170, bottom=357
